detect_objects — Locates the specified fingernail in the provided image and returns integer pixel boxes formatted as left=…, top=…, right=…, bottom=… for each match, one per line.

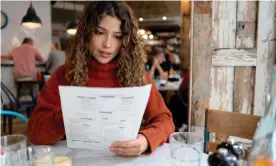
left=111, top=143, right=116, bottom=146
left=109, top=146, right=114, bottom=151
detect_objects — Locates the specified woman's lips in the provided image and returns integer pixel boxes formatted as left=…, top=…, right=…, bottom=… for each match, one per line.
left=99, top=51, right=112, bottom=58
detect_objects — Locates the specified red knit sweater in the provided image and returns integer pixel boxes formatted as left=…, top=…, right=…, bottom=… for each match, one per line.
left=27, top=58, right=175, bottom=153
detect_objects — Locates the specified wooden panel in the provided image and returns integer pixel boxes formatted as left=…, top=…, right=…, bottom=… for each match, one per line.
left=212, top=1, right=236, bottom=49
left=210, top=67, right=234, bottom=111
left=210, top=1, right=236, bottom=112
left=191, top=1, right=212, bottom=126
left=236, top=1, right=257, bottom=48
left=254, top=1, right=276, bottom=116
left=234, top=68, right=255, bottom=114
left=207, top=109, right=261, bottom=139
left=212, top=48, right=257, bottom=66
left=234, top=1, right=257, bottom=114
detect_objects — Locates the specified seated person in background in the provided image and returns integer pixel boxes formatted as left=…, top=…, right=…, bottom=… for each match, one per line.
left=27, top=1, right=174, bottom=157
left=44, top=43, right=66, bottom=75
left=168, top=67, right=190, bottom=131
left=164, top=47, right=181, bottom=71
left=148, top=49, right=170, bottom=79
left=2, top=37, right=44, bottom=80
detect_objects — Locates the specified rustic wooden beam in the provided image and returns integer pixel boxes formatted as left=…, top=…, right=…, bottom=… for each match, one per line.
left=212, top=48, right=257, bottom=66
left=180, top=0, right=191, bottom=70
left=234, top=1, right=257, bottom=115
left=190, top=1, right=212, bottom=127
left=210, top=1, right=236, bottom=112
left=254, top=0, right=276, bottom=116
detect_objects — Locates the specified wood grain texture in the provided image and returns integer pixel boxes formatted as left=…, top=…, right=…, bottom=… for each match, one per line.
left=234, top=1, right=257, bottom=115
left=212, top=1, right=236, bottom=49
left=234, top=68, right=255, bottom=114
left=180, top=15, right=191, bottom=70
left=210, top=67, right=234, bottom=112
left=212, top=48, right=257, bottom=66
left=207, top=109, right=261, bottom=139
left=236, top=1, right=257, bottom=48
left=191, top=1, right=212, bottom=126
left=254, top=0, right=276, bottom=116
left=210, top=1, right=236, bottom=112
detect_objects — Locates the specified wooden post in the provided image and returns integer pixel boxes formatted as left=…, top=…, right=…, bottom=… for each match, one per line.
left=254, top=1, right=276, bottom=116
left=191, top=1, right=212, bottom=126
left=180, top=0, right=191, bottom=70
left=234, top=1, right=257, bottom=114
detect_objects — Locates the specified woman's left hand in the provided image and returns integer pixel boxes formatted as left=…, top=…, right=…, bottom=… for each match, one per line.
left=109, top=134, right=148, bottom=157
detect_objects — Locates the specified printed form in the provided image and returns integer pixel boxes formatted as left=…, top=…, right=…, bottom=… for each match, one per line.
left=58, top=84, right=152, bottom=151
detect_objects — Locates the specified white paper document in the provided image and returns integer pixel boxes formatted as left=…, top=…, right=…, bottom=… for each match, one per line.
left=58, top=84, right=152, bottom=151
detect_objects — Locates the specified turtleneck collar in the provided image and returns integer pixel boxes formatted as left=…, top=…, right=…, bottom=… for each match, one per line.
left=87, top=57, right=118, bottom=80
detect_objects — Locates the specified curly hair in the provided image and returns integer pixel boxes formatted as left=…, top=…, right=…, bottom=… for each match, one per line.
left=65, top=1, right=147, bottom=87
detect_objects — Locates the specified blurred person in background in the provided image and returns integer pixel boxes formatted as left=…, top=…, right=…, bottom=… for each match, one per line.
left=148, top=48, right=170, bottom=79
left=1, top=37, right=44, bottom=80
left=44, top=42, right=66, bottom=75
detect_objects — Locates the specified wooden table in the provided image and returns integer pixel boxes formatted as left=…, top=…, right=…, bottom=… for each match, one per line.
left=154, top=79, right=182, bottom=91
left=53, top=141, right=208, bottom=166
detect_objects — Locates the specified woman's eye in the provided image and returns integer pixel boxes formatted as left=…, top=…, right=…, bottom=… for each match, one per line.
left=95, top=30, right=104, bottom=35
left=115, top=36, right=122, bottom=40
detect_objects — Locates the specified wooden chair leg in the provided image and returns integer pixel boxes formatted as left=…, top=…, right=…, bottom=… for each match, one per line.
left=8, top=115, right=13, bottom=135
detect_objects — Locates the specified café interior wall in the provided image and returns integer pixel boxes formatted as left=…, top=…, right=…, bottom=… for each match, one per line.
left=1, top=1, right=51, bottom=104
left=1, top=1, right=51, bottom=60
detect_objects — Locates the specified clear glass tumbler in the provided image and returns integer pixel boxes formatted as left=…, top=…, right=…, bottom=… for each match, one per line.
left=1, top=134, right=27, bottom=166
left=170, top=132, right=203, bottom=166
left=51, top=146, right=74, bottom=166
left=17, top=145, right=54, bottom=166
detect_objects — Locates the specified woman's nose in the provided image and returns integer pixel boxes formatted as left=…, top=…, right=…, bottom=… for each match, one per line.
left=103, top=36, right=112, bottom=48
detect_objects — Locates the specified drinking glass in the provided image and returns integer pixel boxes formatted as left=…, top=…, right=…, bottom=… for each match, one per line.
left=1, top=134, right=27, bottom=166
left=17, top=145, right=54, bottom=166
left=170, top=132, right=203, bottom=166
left=51, top=146, right=74, bottom=166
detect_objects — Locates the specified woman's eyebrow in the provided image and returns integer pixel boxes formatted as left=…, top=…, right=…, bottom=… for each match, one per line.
left=98, top=26, right=122, bottom=34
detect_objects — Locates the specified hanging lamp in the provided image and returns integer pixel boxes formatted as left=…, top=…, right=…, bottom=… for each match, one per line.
left=66, top=2, right=78, bottom=35
left=21, top=2, right=42, bottom=29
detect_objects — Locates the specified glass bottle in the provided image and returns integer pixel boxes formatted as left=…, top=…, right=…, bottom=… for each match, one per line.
left=247, top=66, right=276, bottom=166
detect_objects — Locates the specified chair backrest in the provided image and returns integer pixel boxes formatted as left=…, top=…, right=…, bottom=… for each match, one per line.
left=0, top=110, right=28, bottom=123
left=1, top=83, right=21, bottom=108
left=204, top=109, right=261, bottom=158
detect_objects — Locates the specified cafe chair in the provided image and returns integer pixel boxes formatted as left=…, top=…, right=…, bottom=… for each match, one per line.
left=0, top=110, right=28, bottom=123
left=204, top=109, right=261, bottom=160
left=1, top=83, right=34, bottom=134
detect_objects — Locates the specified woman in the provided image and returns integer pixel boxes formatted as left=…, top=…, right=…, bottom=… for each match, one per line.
left=27, top=1, right=174, bottom=157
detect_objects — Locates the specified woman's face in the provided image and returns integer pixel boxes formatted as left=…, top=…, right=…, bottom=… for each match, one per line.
left=90, top=15, right=122, bottom=64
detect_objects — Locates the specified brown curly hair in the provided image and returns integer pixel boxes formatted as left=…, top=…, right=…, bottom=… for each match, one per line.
left=65, top=1, right=147, bottom=87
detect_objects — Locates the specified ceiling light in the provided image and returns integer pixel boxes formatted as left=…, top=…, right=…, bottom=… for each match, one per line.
left=66, top=2, right=78, bottom=35
left=162, top=16, right=167, bottom=20
left=142, top=34, right=148, bottom=39
left=139, top=29, right=145, bottom=35
left=149, top=34, right=154, bottom=39
left=139, top=17, right=143, bottom=22
left=66, top=20, right=78, bottom=35
left=21, top=2, right=42, bottom=29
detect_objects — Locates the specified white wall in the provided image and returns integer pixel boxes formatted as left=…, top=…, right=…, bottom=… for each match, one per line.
left=1, top=1, right=51, bottom=60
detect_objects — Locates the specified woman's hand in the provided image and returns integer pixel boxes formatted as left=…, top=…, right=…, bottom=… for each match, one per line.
left=109, top=134, right=148, bottom=157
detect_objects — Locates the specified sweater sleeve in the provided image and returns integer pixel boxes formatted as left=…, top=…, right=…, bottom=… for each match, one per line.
left=139, top=73, right=175, bottom=154
left=27, top=66, right=66, bottom=145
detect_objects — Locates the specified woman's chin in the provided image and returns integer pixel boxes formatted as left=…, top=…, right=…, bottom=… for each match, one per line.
left=95, top=57, right=112, bottom=64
